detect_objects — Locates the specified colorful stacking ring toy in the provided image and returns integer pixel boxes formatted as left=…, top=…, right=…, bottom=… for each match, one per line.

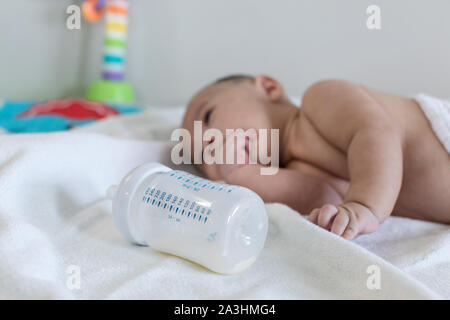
left=83, top=0, right=135, bottom=104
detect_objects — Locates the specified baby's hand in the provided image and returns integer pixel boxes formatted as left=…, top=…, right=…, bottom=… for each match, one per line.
left=307, top=202, right=379, bottom=240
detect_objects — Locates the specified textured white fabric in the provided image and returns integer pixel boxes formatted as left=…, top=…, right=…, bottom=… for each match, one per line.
left=0, top=106, right=448, bottom=299
left=414, top=94, right=450, bottom=153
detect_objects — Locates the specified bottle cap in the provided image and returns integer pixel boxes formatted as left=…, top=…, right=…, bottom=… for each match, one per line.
left=109, top=163, right=172, bottom=244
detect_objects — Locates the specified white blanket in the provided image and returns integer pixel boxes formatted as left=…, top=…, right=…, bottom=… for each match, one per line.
left=0, top=106, right=448, bottom=299
left=414, top=94, right=450, bottom=153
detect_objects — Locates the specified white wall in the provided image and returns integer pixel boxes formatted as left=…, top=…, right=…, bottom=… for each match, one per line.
left=0, top=0, right=84, bottom=101
left=1, top=0, right=450, bottom=105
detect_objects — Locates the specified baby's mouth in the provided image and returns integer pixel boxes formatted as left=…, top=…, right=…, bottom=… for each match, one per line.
left=244, top=136, right=250, bottom=155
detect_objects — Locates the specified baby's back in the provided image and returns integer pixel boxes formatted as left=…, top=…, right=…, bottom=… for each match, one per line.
left=348, top=87, right=450, bottom=222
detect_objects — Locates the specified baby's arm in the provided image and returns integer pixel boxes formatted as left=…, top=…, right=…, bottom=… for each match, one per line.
left=224, top=164, right=342, bottom=215
left=302, top=80, right=403, bottom=239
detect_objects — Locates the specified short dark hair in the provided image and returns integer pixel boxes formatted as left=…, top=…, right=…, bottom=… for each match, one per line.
left=214, top=74, right=254, bottom=84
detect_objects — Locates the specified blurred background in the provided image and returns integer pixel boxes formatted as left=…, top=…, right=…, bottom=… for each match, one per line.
left=0, top=0, right=449, bottom=105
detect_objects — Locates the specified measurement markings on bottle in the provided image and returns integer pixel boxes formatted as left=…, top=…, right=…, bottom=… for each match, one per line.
left=142, top=187, right=212, bottom=224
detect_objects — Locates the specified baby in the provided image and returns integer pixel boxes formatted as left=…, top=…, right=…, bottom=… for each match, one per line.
left=182, top=75, right=450, bottom=240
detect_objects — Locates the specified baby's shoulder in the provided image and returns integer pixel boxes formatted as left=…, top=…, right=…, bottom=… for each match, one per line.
left=301, top=79, right=364, bottom=111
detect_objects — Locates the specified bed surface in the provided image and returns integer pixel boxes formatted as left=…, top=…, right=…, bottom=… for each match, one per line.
left=0, top=106, right=448, bottom=299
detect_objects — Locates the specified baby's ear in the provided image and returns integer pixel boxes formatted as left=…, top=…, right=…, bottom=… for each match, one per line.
left=254, top=75, right=285, bottom=102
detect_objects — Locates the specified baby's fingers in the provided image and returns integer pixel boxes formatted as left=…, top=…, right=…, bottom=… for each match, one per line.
left=330, top=210, right=349, bottom=236
left=317, top=204, right=338, bottom=230
left=307, top=208, right=320, bottom=224
left=342, top=213, right=359, bottom=240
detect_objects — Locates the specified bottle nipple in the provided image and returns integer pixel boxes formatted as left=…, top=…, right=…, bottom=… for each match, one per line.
left=106, top=185, right=118, bottom=200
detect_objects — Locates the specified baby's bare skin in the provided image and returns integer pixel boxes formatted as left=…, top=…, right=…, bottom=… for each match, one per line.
left=182, top=75, right=450, bottom=240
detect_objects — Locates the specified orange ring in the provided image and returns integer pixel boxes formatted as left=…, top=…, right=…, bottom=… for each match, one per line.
left=82, top=0, right=104, bottom=22
left=106, top=4, right=128, bottom=15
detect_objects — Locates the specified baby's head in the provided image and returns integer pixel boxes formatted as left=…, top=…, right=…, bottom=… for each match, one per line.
left=182, top=74, right=290, bottom=179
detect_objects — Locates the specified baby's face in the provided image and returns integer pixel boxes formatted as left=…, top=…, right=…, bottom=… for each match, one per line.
left=182, top=81, right=273, bottom=180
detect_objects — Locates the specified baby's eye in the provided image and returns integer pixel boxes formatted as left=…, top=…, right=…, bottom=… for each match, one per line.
left=204, top=109, right=214, bottom=125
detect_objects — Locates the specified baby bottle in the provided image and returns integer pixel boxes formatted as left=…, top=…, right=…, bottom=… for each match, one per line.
left=107, top=163, right=268, bottom=274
